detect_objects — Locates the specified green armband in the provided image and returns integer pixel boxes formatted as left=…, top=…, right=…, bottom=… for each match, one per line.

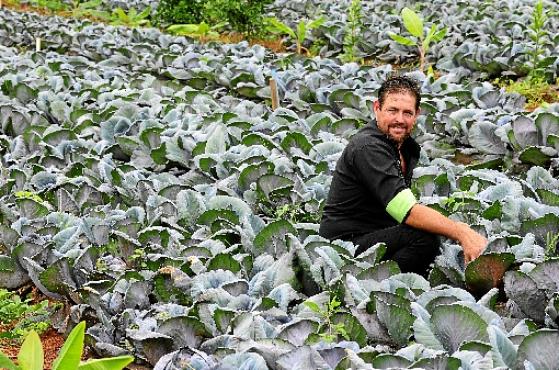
left=386, top=188, right=417, bottom=223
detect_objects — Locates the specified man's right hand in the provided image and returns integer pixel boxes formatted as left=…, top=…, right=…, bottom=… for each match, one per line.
left=455, top=222, right=487, bottom=264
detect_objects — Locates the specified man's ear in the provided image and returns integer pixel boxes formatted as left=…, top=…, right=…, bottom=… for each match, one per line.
left=373, top=99, right=380, bottom=113
left=415, top=107, right=421, bottom=117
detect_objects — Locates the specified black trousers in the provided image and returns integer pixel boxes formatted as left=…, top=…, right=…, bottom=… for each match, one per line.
left=352, top=224, right=441, bottom=277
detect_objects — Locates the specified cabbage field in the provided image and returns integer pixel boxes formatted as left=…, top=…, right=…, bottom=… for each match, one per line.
left=1, top=0, right=559, bottom=369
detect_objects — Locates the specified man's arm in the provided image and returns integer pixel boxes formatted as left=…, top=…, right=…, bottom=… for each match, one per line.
left=405, top=204, right=487, bottom=263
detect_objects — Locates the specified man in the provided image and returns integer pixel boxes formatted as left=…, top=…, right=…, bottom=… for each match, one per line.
left=319, top=76, right=486, bottom=276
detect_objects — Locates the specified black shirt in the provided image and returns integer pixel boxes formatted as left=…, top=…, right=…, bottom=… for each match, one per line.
left=319, top=120, right=420, bottom=240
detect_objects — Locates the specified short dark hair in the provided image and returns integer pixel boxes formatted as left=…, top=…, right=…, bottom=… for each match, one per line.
left=377, top=75, right=421, bottom=111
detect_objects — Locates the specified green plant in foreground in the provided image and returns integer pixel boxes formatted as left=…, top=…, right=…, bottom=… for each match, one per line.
left=389, top=7, right=447, bottom=72
left=0, top=321, right=134, bottom=370
left=304, top=296, right=349, bottom=343
left=265, top=16, right=325, bottom=55
left=0, top=289, right=50, bottom=340
left=340, top=0, right=363, bottom=63
left=110, top=7, right=151, bottom=28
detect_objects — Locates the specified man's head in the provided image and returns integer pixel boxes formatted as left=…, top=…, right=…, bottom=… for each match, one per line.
left=373, top=76, right=421, bottom=147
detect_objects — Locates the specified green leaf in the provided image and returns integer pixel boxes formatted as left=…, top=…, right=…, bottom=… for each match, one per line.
left=411, top=355, right=460, bottom=370
left=77, top=356, right=134, bottom=370
left=19, top=331, right=44, bottom=370
left=52, top=321, right=85, bottom=370
left=303, top=301, right=322, bottom=313
left=214, top=308, right=236, bottom=333
left=207, top=253, right=242, bottom=273
left=0, top=353, right=18, bottom=370
left=16, top=198, right=49, bottom=219
left=0, top=256, right=16, bottom=272
left=332, top=312, right=368, bottom=347
left=431, top=304, right=489, bottom=353
left=167, top=24, right=202, bottom=35
left=389, top=33, right=416, bottom=46
left=137, top=6, right=151, bottom=20
left=422, top=24, right=437, bottom=51
left=253, top=219, right=297, bottom=256
left=266, top=17, right=296, bottom=38
left=198, top=22, right=210, bottom=34
left=256, top=174, right=294, bottom=200
left=373, top=354, right=412, bottom=368
left=280, top=132, right=313, bottom=154
left=518, top=146, right=553, bottom=166
left=307, top=16, right=325, bottom=30
left=375, top=297, right=414, bottom=346
left=401, top=7, right=423, bottom=38
left=113, top=8, right=127, bottom=21
left=151, top=143, right=168, bottom=165
left=432, top=26, right=447, bottom=42
left=296, top=21, right=306, bottom=43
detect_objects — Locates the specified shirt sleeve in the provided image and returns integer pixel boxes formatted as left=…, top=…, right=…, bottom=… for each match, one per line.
left=350, top=142, right=417, bottom=223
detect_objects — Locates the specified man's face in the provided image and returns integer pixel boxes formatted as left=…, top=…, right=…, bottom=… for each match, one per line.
left=373, top=92, right=419, bottom=147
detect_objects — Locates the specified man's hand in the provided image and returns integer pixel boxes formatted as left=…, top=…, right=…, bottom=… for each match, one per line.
left=406, top=204, right=487, bottom=264
left=455, top=222, right=487, bottom=264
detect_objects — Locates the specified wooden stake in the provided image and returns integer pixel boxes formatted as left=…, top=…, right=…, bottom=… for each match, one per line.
left=270, top=78, right=279, bottom=111
left=35, top=37, right=41, bottom=52
left=0, top=0, right=3, bottom=8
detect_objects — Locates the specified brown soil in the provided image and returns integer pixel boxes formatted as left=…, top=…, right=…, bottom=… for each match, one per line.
left=524, top=83, right=559, bottom=111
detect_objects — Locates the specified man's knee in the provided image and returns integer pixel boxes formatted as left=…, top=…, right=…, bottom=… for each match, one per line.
left=402, top=225, right=441, bottom=256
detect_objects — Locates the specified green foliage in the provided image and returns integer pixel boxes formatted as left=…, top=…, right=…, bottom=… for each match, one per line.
left=68, top=0, right=110, bottom=19
left=14, top=191, right=42, bottom=203
left=0, top=321, right=134, bottom=370
left=497, top=76, right=558, bottom=108
left=29, top=0, right=68, bottom=13
left=545, top=231, right=559, bottom=258
left=155, top=0, right=272, bottom=35
left=203, top=0, right=273, bottom=36
left=0, top=289, right=50, bottom=341
left=340, top=0, right=363, bottom=63
left=441, top=190, right=475, bottom=213
left=273, top=202, right=321, bottom=223
left=266, top=16, right=325, bottom=55
left=389, top=7, right=447, bottom=71
left=496, top=0, right=557, bottom=109
left=154, top=0, right=204, bottom=26
left=110, top=7, right=151, bottom=28
left=129, top=248, right=148, bottom=269
left=304, top=295, right=349, bottom=343
left=527, top=0, right=549, bottom=80
left=167, top=22, right=226, bottom=41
